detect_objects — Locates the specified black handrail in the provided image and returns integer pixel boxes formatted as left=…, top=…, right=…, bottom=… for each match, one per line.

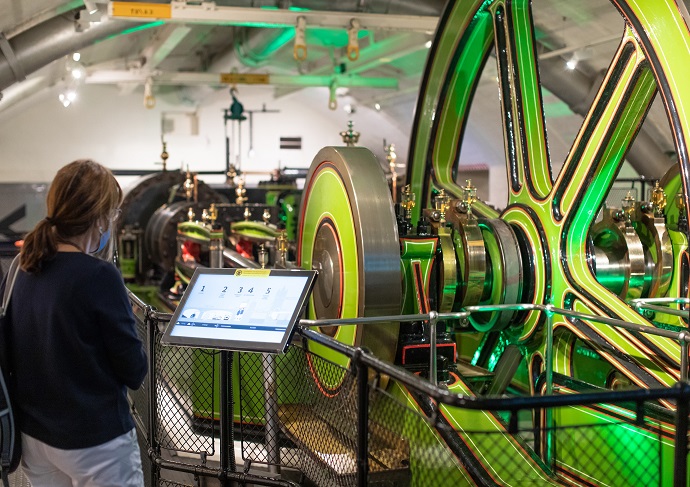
left=297, top=326, right=690, bottom=412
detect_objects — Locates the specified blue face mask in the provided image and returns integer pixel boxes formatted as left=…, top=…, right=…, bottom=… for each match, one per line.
left=94, top=228, right=111, bottom=253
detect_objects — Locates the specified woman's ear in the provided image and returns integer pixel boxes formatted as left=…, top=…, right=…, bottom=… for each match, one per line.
left=97, top=217, right=109, bottom=234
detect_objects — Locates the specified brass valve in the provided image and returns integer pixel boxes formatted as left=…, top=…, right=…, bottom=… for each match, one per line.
left=651, top=181, right=667, bottom=217
left=434, top=189, right=451, bottom=223
left=258, top=244, right=269, bottom=269
left=622, top=191, right=636, bottom=226
left=209, top=203, right=218, bottom=227
left=400, top=184, right=416, bottom=220
left=183, top=168, right=195, bottom=202
left=461, top=179, right=477, bottom=215
left=159, top=142, right=169, bottom=172
left=340, top=120, right=360, bottom=147
left=243, top=206, right=251, bottom=221
left=262, top=208, right=271, bottom=224
left=276, top=230, right=288, bottom=267
left=187, top=207, right=195, bottom=222
left=385, top=142, right=398, bottom=202
left=235, top=177, right=247, bottom=205
left=226, top=165, right=238, bottom=186
left=277, top=230, right=288, bottom=255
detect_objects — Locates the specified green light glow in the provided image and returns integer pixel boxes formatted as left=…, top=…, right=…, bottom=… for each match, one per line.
left=265, top=28, right=295, bottom=54
left=259, top=5, right=310, bottom=11
left=98, top=21, right=164, bottom=42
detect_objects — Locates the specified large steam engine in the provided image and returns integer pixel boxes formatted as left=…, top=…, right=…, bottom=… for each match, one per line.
left=118, top=0, right=690, bottom=484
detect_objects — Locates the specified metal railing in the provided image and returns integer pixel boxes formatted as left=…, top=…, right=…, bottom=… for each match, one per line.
left=631, top=297, right=690, bottom=319
left=128, top=289, right=690, bottom=487
left=301, top=302, right=690, bottom=484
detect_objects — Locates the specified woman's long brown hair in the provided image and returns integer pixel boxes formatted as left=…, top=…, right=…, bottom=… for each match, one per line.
left=20, top=159, right=122, bottom=273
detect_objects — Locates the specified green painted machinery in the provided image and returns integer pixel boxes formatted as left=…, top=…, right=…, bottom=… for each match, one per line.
left=296, top=0, right=690, bottom=485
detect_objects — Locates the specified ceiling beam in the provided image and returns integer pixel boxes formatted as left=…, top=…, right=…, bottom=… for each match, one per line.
left=107, top=2, right=438, bottom=33
left=140, top=24, right=192, bottom=70
left=85, top=69, right=399, bottom=89
left=113, top=24, right=193, bottom=95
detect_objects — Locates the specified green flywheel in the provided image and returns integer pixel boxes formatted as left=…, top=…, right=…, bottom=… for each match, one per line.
left=298, top=146, right=402, bottom=394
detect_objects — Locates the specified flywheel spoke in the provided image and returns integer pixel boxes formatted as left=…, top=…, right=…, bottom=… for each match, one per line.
left=493, top=0, right=552, bottom=203
left=555, top=28, right=655, bottom=223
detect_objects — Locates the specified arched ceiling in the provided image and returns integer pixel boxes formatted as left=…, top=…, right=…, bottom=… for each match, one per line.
left=0, top=0, right=687, bottom=178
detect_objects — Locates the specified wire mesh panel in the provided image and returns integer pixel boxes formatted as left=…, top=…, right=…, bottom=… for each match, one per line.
left=158, top=480, right=195, bottom=487
left=239, top=347, right=364, bottom=486
left=238, top=343, right=680, bottom=487
left=372, top=388, right=670, bottom=487
left=372, top=382, right=558, bottom=486
left=548, top=404, right=666, bottom=486
left=154, top=336, right=216, bottom=457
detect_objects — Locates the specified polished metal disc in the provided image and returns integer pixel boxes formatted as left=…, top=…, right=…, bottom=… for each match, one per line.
left=298, top=146, right=402, bottom=391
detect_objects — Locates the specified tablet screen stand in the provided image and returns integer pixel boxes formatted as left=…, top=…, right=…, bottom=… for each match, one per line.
left=161, top=267, right=317, bottom=353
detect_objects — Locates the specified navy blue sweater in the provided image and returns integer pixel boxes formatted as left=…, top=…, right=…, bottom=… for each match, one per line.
left=5, top=252, right=147, bottom=449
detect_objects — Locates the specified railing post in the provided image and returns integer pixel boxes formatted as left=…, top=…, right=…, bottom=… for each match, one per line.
left=263, top=352, right=281, bottom=473
left=146, top=310, right=160, bottom=485
left=544, top=304, right=555, bottom=469
left=356, top=351, right=369, bottom=487
left=429, top=311, right=438, bottom=386
left=674, top=383, right=689, bottom=487
left=220, top=350, right=236, bottom=485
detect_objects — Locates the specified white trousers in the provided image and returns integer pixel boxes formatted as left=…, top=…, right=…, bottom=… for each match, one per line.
left=20, top=429, right=144, bottom=487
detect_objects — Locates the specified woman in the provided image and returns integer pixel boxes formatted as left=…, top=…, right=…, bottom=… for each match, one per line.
left=6, top=159, right=147, bottom=486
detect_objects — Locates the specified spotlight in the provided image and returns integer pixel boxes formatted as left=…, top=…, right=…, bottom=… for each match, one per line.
left=71, top=67, right=84, bottom=80
left=58, top=89, right=77, bottom=107
left=566, top=57, right=578, bottom=70
left=72, top=52, right=81, bottom=62
left=425, top=40, right=432, bottom=49
left=374, top=103, right=381, bottom=111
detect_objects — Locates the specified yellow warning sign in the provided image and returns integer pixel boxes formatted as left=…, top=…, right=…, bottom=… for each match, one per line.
left=110, top=2, right=171, bottom=19
left=234, top=269, right=270, bottom=277
left=220, top=73, right=271, bottom=85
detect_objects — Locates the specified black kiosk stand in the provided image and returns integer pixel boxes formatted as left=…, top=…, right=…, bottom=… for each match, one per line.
left=161, top=267, right=317, bottom=479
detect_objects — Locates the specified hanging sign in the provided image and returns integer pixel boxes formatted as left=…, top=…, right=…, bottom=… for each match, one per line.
left=220, top=73, right=271, bottom=85
left=110, top=2, right=171, bottom=19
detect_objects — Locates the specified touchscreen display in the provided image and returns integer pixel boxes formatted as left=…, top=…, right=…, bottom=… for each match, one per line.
left=161, top=268, right=316, bottom=353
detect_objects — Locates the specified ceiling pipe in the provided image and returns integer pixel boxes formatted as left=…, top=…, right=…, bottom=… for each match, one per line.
left=234, top=27, right=295, bottom=67
left=180, top=0, right=445, bottom=16
left=0, top=11, right=136, bottom=92
left=276, top=0, right=446, bottom=16
left=538, top=56, right=672, bottom=178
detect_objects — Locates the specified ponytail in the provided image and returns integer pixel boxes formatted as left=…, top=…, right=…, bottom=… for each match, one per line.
left=20, top=218, right=60, bottom=273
